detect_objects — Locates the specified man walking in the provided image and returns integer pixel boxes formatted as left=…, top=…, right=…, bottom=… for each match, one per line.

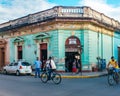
left=34, top=57, right=42, bottom=78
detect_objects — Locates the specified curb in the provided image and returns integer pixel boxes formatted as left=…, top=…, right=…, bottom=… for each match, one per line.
left=61, top=74, right=107, bottom=79
left=61, top=75, right=100, bottom=78
left=31, top=73, right=107, bottom=79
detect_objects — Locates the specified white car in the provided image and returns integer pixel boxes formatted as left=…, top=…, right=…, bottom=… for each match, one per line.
left=3, top=61, right=32, bottom=76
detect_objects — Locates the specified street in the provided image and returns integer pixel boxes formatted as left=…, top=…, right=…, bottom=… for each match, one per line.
left=0, top=74, right=119, bottom=96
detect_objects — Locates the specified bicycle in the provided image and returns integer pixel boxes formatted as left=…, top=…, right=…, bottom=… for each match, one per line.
left=41, top=68, right=62, bottom=84
left=107, top=68, right=120, bottom=86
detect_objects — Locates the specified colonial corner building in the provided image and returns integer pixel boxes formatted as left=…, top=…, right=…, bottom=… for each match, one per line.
left=0, top=6, right=120, bottom=72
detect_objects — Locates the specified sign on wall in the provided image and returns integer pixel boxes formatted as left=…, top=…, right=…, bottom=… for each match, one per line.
left=65, top=36, right=81, bottom=52
left=69, top=38, right=77, bottom=44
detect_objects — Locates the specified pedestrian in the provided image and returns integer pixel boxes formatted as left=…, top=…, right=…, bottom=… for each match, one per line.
left=72, top=59, right=77, bottom=74
left=41, top=57, right=46, bottom=71
left=75, top=56, right=81, bottom=74
left=46, top=56, right=56, bottom=80
left=34, top=57, right=42, bottom=78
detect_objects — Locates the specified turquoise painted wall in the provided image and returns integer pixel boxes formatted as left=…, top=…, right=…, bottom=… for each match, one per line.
left=48, top=30, right=59, bottom=61
left=10, top=30, right=60, bottom=66
left=43, top=30, right=83, bottom=70
left=10, top=34, right=37, bottom=64
left=23, top=35, right=36, bottom=64
left=56, top=30, right=83, bottom=70
left=114, top=32, right=120, bottom=61
left=85, top=30, right=112, bottom=69
left=102, top=34, right=112, bottom=64
left=82, top=30, right=89, bottom=66
left=88, top=30, right=98, bottom=66
left=9, top=29, right=117, bottom=71
left=10, top=39, right=15, bottom=62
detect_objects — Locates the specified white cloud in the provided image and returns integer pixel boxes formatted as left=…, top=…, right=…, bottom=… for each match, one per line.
left=0, top=0, right=56, bottom=23
left=0, top=0, right=120, bottom=24
left=78, top=0, right=120, bottom=22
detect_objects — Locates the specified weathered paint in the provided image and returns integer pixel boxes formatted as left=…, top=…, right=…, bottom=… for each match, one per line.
left=114, top=32, right=120, bottom=61
left=9, top=29, right=119, bottom=71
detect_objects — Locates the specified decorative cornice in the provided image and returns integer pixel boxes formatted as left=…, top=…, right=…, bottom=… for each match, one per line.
left=0, top=6, right=120, bottom=31
left=0, top=19, right=114, bottom=39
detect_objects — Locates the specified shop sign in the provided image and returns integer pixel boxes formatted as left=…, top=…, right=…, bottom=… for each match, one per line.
left=65, top=48, right=78, bottom=52
left=69, top=38, right=77, bottom=44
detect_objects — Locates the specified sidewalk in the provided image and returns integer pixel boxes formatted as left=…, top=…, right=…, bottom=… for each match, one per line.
left=31, top=70, right=108, bottom=79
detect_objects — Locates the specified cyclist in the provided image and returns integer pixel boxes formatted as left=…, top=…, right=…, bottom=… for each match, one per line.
left=107, top=56, right=119, bottom=76
left=46, top=56, right=56, bottom=80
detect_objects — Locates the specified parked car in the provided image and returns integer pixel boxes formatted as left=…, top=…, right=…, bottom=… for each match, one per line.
left=3, top=61, right=32, bottom=76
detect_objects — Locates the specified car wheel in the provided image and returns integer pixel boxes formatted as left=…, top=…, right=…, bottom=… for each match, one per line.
left=27, top=73, right=31, bottom=76
left=16, top=70, right=20, bottom=76
left=4, top=70, right=7, bottom=75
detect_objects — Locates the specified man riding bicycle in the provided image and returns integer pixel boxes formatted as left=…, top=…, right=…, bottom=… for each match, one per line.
left=107, top=56, right=120, bottom=85
left=107, top=56, right=119, bottom=76
left=41, top=56, right=61, bottom=84
left=45, top=56, right=56, bottom=80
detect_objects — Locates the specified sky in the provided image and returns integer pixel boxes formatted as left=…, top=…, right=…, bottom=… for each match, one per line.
left=0, top=0, right=120, bottom=24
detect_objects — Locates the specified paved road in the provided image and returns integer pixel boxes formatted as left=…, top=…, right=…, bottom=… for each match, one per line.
left=0, top=74, right=119, bottom=96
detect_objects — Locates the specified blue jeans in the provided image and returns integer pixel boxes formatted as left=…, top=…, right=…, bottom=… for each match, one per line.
left=35, top=68, right=40, bottom=78
left=110, top=67, right=119, bottom=73
left=48, top=69, right=55, bottom=80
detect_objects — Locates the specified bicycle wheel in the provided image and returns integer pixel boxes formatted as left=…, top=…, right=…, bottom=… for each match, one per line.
left=108, top=74, right=115, bottom=86
left=41, top=72, right=48, bottom=83
left=113, top=73, right=119, bottom=84
left=52, top=73, right=61, bottom=84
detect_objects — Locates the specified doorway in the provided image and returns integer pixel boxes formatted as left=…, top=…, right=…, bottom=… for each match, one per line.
left=0, top=48, right=5, bottom=68
left=65, top=36, right=81, bottom=72
left=17, top=46, right=22, bottom=60
left=65, top=52, right=78, bottom=72
left=118, top=47, right=120, bottom=67
left=40, top=43, right=47, bottom=70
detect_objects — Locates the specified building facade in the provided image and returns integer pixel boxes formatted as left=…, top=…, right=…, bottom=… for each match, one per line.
left=0, top=6, right=120, bottom=71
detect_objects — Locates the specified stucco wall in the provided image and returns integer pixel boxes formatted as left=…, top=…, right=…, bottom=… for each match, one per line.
left=10, top=34, right=36, bottom=64
left=102, top=34, right=112, bottom=64
left=9, top=29, right=116, bottom=71
left=114, top=32, right=120, bottom=61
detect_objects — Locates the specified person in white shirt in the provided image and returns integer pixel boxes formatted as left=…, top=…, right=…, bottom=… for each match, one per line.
left=46, top=56, right=56, bottom=80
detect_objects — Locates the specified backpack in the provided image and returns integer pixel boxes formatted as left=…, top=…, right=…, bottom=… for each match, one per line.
left=49, top=60, right=52, bottom=68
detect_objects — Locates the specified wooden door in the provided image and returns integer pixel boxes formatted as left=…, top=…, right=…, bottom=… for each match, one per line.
left=17, top=46, right=22, bottom=60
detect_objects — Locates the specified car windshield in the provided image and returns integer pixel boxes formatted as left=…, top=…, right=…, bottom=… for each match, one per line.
left=21, top=62, right=31, bottom=66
